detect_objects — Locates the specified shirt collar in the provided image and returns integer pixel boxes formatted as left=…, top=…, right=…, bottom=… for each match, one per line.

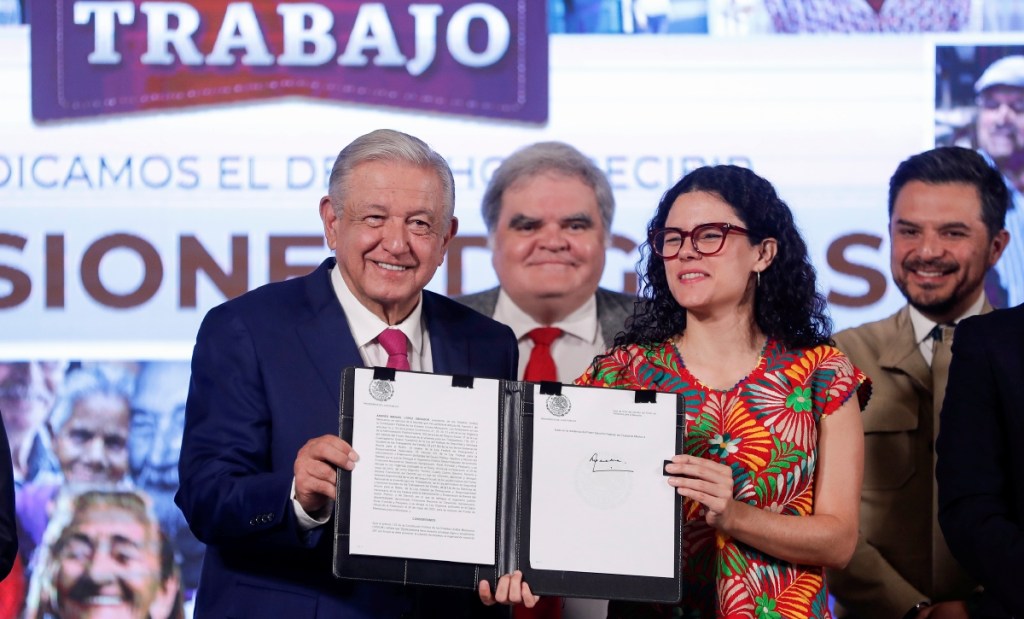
left=492, top=289, right=599, bottom=344
left=907, top=291, right=986, bottom=345
left=330, top=265, right=425, bottom=354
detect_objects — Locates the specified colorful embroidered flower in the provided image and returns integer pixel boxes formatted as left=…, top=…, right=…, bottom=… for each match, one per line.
left=709, top=433, right=740, bottom=458
left=785, top=387, right=812, bottom=412
left=755, top=593, right=782, bottom=619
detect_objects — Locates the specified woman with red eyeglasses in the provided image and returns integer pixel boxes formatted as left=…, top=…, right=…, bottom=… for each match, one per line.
left=577, top=165, right=871, bottom=619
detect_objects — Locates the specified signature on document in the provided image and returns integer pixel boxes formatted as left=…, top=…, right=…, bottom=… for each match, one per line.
left=589, top=453, right=634, bottom=473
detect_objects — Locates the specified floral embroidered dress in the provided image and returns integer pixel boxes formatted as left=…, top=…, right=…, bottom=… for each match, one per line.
left=576, top=339, right=869, bottom=619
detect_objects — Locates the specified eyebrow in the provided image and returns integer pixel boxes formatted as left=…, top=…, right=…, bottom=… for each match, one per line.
left=506, top=213, right=595, bottom=228
left=560, top=213, right=594, bottom=226
left=893, top=218, right=973, bottom=230
left=66, top=531, right=145, bottom=548
left=355, top=203, right=437, bottom=220
left=892, top=219, right=920, bottom=228
left=507, top=214, right=541, bottom=228
left=404, top=209, right=438, bottom=222
left=111, top=534, right=144, bottom=549
left=67, top=532, right=96, bottom=548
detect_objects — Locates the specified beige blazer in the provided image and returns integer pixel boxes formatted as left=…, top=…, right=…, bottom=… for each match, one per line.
left=826, top=303, right=991, bottom=618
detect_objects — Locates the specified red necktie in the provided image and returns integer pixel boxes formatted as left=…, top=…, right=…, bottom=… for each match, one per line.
left=523, top=327, right=562, bottom=382
left=377, top=329, right=410, bottom=370
left=515, top=598, right=562, bottom=619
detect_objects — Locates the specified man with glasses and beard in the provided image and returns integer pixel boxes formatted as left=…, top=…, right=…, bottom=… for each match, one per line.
left=827, top=146, right=1010, bottom=619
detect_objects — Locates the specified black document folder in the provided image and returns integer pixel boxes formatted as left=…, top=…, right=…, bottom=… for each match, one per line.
left=333, top=366, right=684, bottom=604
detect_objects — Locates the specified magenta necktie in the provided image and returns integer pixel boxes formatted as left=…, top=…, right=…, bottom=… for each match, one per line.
left=377, top=329, right=411, bottom=371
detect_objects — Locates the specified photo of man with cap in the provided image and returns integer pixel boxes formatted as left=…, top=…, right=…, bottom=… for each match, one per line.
left=972, top=53, right=1024, bottom=307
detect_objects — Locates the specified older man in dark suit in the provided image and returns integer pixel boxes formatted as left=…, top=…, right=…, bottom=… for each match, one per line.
left=938, top=303, right=1024, bottom=619
left=176, top=129, right=525, bottom=618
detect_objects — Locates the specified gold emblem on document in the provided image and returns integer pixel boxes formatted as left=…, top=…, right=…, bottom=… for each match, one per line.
left=369, top=379, right=394, bottom=402
left=546, top=394, right=571, bottom=417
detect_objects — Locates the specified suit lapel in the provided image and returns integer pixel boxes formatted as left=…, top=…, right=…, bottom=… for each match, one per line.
left=595, top=288, right=632, bottom=349
left=296, top=259, right=363, bottom=403
left=476, top=287, right=500, bottom=316
left=879, top=306, right=930, bottom=391
left=424, top=292, right=466, bottom=375
left=880, top=299, right=997, bottom=392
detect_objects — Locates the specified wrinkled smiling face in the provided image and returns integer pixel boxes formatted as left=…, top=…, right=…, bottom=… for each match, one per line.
left=889, top=180, right=1007, bottom=322
left=54, top=394, right=131, bottom=484
left=54, top=506, right=163, bottom=619
left=490, top=173, right=607, bottom=320
left=129, top=362, right=190, bottom=491
left=321, top=160, right=455, bottom=324
left=976, top=85, right=1024, bottom=162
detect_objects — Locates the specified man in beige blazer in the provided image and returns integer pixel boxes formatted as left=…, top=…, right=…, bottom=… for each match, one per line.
left=828, top=147, right=1011, bottom=619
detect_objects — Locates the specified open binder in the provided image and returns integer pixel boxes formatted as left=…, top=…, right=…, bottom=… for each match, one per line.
left=333, top=366, right=685, bottom=604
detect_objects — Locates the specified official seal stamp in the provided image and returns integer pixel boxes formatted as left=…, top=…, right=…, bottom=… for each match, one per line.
left=369, top=379, right=394, bottom=402
left=546, top=394, right=571, bottom=417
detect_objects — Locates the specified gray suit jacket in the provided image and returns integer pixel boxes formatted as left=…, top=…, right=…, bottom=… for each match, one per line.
left=456, top=287, right=635, bottom=350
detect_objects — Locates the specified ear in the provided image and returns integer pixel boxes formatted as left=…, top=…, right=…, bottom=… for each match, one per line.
left=319, top=196, right=338, bottom=251
left=987, top=228, right=1010, bottom=268
left=755, top=237, right=778, bottom=273
left=438, top=216, right=459, bottom=265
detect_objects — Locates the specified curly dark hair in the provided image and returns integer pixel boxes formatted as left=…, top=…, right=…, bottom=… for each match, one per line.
left=614, top=165, right=832, bottom=351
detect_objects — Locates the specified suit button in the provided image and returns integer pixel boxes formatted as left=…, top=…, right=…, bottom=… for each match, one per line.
left=249, top=518, right=257, bottom=526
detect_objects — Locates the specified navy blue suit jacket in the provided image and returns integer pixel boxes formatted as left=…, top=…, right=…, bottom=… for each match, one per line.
left=937, top=304, right=1024, bottom=618
left=0, top=416, right=16, bottom=581
left=175, top=258, right=517, bottom=618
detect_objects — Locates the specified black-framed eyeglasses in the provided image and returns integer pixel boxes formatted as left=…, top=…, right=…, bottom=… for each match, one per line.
left=649, top=223, right=749, bottom=258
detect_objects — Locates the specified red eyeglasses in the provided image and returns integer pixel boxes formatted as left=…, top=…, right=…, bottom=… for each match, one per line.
left=649, top=223, right=749, bottom=258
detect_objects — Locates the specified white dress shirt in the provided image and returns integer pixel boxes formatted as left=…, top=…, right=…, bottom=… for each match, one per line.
left=909, top=292, right=985, bottom=366
left=293, top=264, right=434, bottom=529
left=492, top=289, right=606, bottom=383
left=329, top=265, right=433, bottom=372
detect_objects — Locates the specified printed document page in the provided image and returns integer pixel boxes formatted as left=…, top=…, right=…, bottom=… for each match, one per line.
left=530, top=386, right=677, bottom=577
left=349, top=370, right=500, bottom=565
